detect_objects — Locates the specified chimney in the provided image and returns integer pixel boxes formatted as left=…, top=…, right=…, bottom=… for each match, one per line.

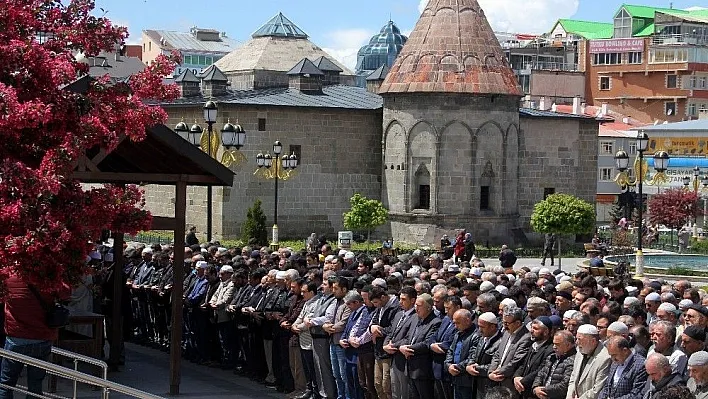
left=312, top=56, right=343, bottom=86
left=287, top=58, right=324, bottom=93
left=581, top=102, right=587, bottom=115
left=200, top=65, right=229, bottom=97
left=175, top=68, right=201, bottom=97
left=572, top=96, right=581, bottom=115
left=622, top=117, right=630, bottom=124
left=114, top=43, right=122, bottom=62
left=539, top=97, right=547, bottom=111
left=600, top=103, right=609, bottom=116
left=365, top=64, right=389, bottom=93
left=700, top=109, right=708, bottom=120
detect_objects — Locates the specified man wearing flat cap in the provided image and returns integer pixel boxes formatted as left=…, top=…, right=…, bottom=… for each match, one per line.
left=681, top=325, right=706, bottom=357
left=513, top=316, right=555, bottom=399
left=688, top=350, right=708, bottom=398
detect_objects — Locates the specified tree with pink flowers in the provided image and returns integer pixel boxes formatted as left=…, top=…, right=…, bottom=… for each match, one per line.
left=0, top=0, right=179, bottom=291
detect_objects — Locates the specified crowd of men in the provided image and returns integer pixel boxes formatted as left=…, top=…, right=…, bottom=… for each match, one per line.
left=106, top=240, right=708, bottom=399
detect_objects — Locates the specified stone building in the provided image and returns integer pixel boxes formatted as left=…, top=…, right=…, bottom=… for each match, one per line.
left=379, top=0, right=598, bottom=244
left=144, top=5, right=599, bottom=245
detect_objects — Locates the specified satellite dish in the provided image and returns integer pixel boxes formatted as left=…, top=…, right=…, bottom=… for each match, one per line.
left=654, top=120, right=659, bottom=125
left=667, top=108, right=674, bottom=115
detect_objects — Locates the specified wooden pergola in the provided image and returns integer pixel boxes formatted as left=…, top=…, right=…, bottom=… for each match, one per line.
left=71, top=123, right=235, bottom=395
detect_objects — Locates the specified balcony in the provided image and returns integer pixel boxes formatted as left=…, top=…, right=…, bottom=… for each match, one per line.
left=512, top=62, right=580, bottom=74
left=652, top=33, right=707, bottom=46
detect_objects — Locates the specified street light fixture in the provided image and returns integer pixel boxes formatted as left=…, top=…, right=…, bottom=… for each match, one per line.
left=613, top=130, right=670, bottom=277
left=255, top=141, right=298, bottom=247
left=174, top=101, right=247, bottom=243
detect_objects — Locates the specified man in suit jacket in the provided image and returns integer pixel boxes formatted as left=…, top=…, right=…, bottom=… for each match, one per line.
left=514, top=316, right=555, bottom=399
left=362, top=286, right=399, bottom=399
left=598, top=335, right=648, bottom=399
left=399, top=293, right=442, bottom=399
left=567, top=324, right=612, bottom=399
left=383, top=287, right=417, bottom=399
left=430, top=295, right=461, bottom=399
left=445, top=309, right=479, bottom=399
left=488, top=306, right=532, bottom=392
left=465, top=312, right=503, bottom=398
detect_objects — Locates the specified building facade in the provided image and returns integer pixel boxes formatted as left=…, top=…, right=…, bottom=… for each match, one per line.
left=142, top=26, right=240, bottom=76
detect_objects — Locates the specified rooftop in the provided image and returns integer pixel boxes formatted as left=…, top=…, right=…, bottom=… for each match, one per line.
left=143, top=29, right=240, bottom=54
left=252, top=12, right=308, bottom=39
left=519, top=108, right=595, bottom=119
left=554, top=19, right=613, bottom=39
left=164, top=84, right=383, bottom=110
left=379, top=0, right=521, bottom=96
left=214, top=13, right=351, bottom=75
left=81, top=52, right=145, bottom=79
left=636, top=118, right=708, bottom=132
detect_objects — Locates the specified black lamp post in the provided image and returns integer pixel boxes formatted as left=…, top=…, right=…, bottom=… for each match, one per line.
left=614, top=130, right=649, bottom=275
left=256, top=141, right=298, bottom=246
left=174, top=100, right=246, bottom=244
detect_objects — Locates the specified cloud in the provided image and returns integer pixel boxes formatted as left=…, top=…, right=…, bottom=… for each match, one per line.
left=110, top=19, right=140, bottom=44
left=322, top=28, right=373, bottom=71
left=416, top=0, right=579, bottom=34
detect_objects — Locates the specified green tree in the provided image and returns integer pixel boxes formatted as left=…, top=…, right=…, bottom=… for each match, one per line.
left=242, top=199, right=268, bottom=246
left=343, top=193, right=389, bottom=247
left=531, top=193, right=596, bottom=268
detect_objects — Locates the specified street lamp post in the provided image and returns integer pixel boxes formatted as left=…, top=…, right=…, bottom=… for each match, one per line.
left=256, top=141, right=298, bottom=247
left=174, top=101, right=246, bottom=243
left=683, top=166, right=708, bottom=238
left=614, top=132, right=668, bottom=277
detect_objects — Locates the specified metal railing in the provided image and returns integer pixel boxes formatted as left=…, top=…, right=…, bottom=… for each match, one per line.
left=50, top=346, right=108, bottom=399
left=0, top=347, right=164, bottom=399
left=652, top=33, right=708, bottom=46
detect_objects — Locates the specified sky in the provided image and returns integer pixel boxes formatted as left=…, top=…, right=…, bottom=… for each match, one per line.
left=97, top=0, right=706, bottom=70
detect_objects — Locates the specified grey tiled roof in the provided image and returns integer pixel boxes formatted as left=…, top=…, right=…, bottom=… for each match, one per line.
left=520, top=108, right=596, bottom=119
left=201, top=65, right=228, bottom=82
left=164, top=85, right=383, bottom=110
left=144, top=29, right=240, bottom=54
left=287, top=58, right=324, bottom=75
left=366, top=64, right=389, bottom=81
left=174, top=68, right=200, bottom=83
left=312, top=56, right=343, bottom=72
left=85, top=52, right=145, bottom=79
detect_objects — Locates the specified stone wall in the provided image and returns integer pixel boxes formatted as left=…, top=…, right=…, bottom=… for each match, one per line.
left=381, top=93, right=523, bottom=244
left=144, top=104, right=383, bottom=240
left=517, top=117, right=599, bottom=230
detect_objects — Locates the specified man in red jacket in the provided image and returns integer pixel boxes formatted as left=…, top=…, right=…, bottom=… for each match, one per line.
left=0, top=271, right=71, bottom=399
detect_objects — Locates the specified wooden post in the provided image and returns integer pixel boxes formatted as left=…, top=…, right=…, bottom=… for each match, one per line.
left=109, top=233, right=125, bottom=368
left=169, top=180, right=187, bottom=395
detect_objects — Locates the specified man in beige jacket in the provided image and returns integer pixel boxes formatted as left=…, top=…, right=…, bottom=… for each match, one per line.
left=208, top=265, right=235, bottom=367
left=566, top=324, right=611, bottom=399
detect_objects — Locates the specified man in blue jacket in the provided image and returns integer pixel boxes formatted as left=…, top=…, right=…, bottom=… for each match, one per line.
left=430, top=295, right=462, bottom=399
left=598, top=335, right=648, bottom=399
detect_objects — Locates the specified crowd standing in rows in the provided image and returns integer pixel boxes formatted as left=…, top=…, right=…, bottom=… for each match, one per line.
left=72, top=233, right=708, bottom=399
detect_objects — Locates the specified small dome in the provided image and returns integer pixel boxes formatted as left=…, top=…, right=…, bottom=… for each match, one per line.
left=355, top=20, right=407, bottom=76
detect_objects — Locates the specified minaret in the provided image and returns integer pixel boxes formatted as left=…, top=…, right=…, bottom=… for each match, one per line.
left=380, top=0, right=523, bottom=244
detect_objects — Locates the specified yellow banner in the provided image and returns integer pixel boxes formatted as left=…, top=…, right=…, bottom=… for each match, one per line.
left=648, top=136, right=708, bottom=156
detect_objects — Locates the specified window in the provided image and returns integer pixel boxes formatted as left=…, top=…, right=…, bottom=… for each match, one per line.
left=418, top=185, right=431, bottom=210
left=650, top=49, right=688, bottom=63
left=288, top=145, right=302, bottom=165
left=667, top=74, right=678, bottom=89
left=614, top=9, right=632, bottom=38
left=148, top=42, right=151, bottom=51
left=258, top=118, right=266, bottom=131
left=689, top=103, right=697, bottom=116
left=593, top=53, right=622, bottom=65
left=600, top=141, right=614, bottom=154
left=143, top=43, right=145, bottom=52
left=198, top=55, right=207, bottom=65
left=600, top=76, right=611, bottom=90
left=700, top=77, right=707, bottom=89
left=665, top=102, right=677, bottom=116
left=183, top=55, right=192, bottom=65
left=543, top=188, right=555, bottom=199
left=628, top=142, right=637, bottom=155
left=627, top=52, right=643, bottom=64
left=600, top=167, right=614, bottom=182
left=480, top=186, right=490, bottom=210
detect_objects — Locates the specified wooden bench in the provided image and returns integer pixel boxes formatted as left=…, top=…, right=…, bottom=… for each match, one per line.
left=584, top=243, right=601, bottom=258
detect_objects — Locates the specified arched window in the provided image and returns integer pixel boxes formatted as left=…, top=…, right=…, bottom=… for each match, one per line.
left=414, top=164, right=431, bottom=210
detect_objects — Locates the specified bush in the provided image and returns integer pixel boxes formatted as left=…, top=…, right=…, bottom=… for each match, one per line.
left=242, top=200, right=268, bottom=247
left=666, top=266, right=695, bottom=276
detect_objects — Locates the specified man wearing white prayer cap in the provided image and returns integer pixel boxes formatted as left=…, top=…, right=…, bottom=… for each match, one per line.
left=606, top=321, right=629, bottom=339
left=466, top=312, right=503, bottom=398
left=567, top=323, right=612, bottom=399
left=687, top=351, right=708, bottom=398
left=646, top=292, right=662, bottom=324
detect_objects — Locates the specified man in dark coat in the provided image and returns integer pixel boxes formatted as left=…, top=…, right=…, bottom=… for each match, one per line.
left=465, top=312, right=503, bottom=398
left=445, top=309, right=479, bottom=399
left=399, top=293, right=441, bottom=399
left=532, top=330, right=577, bottom=399
left=514, top=317, right=555, bottom=398
left=383, top=287, right=417, bottom=399
left=430, top=295, right=461, bottom=399
left=598, top=335, right=648, bottom=399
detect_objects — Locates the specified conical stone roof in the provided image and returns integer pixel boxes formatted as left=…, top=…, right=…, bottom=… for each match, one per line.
left=379, top=0, right=521, bottom=96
